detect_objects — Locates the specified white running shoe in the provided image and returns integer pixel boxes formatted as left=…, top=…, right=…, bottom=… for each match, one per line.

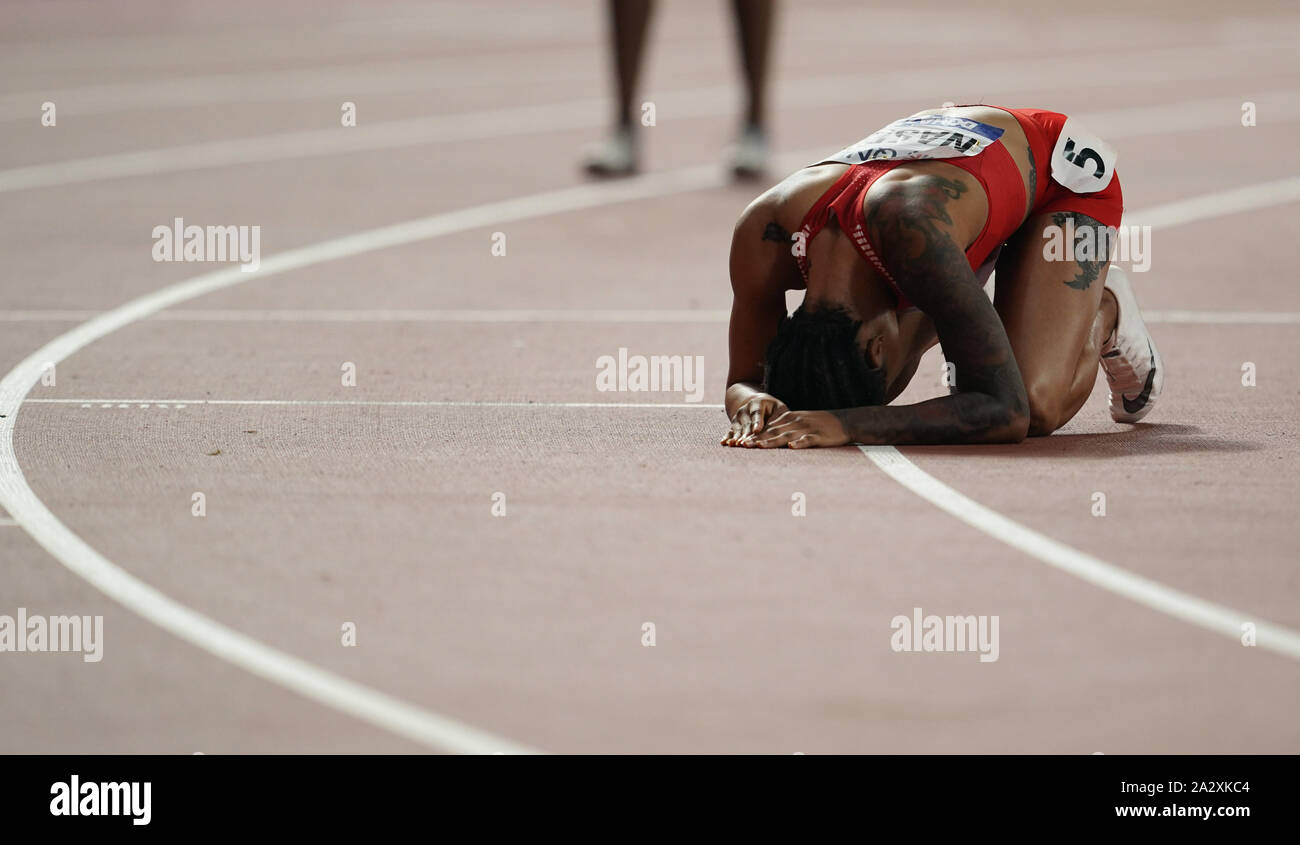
left=1099, top=265, right=1164, bottom=423
left=728, top=123, right=769, bottom=180
left=582, top=126, right=638, bottom=177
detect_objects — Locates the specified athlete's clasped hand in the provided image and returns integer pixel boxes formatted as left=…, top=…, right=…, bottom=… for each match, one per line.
left=722, top=387, right=851, bottom=449
left=722, top=389, right=786, bottom=446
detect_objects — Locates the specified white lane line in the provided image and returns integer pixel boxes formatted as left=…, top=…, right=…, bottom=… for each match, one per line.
left=1127, top=176, right=1300, bottom=230
left=0, top=34, right=1267, bottom=121
left=861, top=447, right=1300, bottom=660
left=0, top=517, right=17, bottom=527
left=2, top=43, right=1294, bottom=194
left=0, top=11, right=569, bottom=75
left=0, top=311, right=101, bottom=321
left=5, top=308, right=1300, bottom=324
left=0, top=58, right=596, bottom=122
left=0, top=99, right=610, bottom=193
left=334, top=5, right=596, bottom=39
left=25, top=399, right=725, bottom=409
left=5, top=151, right=1300, bottom=754
left=1145, top=311, right=1300, bottom=324
left=146, top=308, right=734, bottom=323
left=855, top=171, right=1300, bottom=662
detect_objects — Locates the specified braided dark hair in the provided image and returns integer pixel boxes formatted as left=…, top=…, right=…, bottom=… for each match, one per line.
left=762, top=305, right=887, bottom=410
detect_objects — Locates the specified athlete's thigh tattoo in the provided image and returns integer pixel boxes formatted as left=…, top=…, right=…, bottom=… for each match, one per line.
left=1050, top=211, right=1110, bottom=291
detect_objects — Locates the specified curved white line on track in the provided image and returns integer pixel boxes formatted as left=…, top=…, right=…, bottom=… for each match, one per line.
left=4, top=157, right=1300, bottom=755
left=0, top=161, right=750, bottom=754
left=861, top=447, right=1300, bottom=660
left=857, top=173, right=1300, bottom=663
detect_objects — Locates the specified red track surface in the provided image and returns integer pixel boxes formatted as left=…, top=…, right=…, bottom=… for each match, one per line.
left=1, top=0, right=1298, bottom=753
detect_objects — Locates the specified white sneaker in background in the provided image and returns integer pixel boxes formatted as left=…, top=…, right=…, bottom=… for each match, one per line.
left=728, top=123, right=769, bottom=181
left=581, top=125, right=638, bottom=177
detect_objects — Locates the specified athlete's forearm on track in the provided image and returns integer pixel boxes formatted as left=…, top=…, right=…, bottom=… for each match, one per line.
left=830, top=393, right=1028, bottom=445
left=867, top=175, right=1031, bottom=440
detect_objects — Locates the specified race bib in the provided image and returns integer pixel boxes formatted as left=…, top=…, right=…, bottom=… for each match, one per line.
left=819, top=114, right=1005, bottom=165
left=1050, top=117, right=1117, bottom=193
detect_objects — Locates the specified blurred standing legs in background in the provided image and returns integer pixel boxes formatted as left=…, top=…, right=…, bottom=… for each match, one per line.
left=582, top=0, right=776, bottom=179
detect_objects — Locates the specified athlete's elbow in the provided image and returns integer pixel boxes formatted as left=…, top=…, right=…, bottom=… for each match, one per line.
left=986, top=396, right=1030, bottom=443
left=947, top=390, right=1028, bottom=444
left=955, top=396, right=1028, bottom=444
left=998, top=408, right=1031, bottom=443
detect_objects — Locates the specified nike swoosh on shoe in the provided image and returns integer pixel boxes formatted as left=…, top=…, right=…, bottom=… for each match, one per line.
left=1121, top=342, right=1158, bottom=415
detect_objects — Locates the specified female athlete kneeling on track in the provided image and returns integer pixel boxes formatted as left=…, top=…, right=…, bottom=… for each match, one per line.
left=722, top=104, right=1163, bottom=449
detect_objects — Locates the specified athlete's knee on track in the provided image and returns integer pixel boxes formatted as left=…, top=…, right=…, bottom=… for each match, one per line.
left=1024, top=378, right=1069, bottom=437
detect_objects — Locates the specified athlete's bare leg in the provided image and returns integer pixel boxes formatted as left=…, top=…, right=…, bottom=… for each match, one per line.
left=732, top=0, right=774, bottom=129
left=993, top=211, right=1119, bottom=435
left=586, top=0, right=776, bottom=177
left=608, top=0, right=655, bottom=128
left=583, top=0, right=654, bottom=176
left=728, top=0, right=775, bottom=178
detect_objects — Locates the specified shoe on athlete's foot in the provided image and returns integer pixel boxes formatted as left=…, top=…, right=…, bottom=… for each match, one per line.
left=1100, top=265, right=1164, bottom=423
left=728, top=123, right=769, bottom=180
left=582, top=125, right=638, bottom=177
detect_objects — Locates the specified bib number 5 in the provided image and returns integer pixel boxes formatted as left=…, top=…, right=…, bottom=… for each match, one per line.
left=1050, top=117, right=1117, bottom=193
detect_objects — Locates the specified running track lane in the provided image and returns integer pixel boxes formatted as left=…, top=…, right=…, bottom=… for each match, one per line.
left=3, top=154, right=1300, bottom=753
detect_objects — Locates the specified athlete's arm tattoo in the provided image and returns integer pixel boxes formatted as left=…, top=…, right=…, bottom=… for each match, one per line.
left=825, top=174, right=1029, bottom=445
left=1051, top=211, right=1109, bottom=291
left=761, top=220, right=807, bottom=273
left=761, top=221, right=792, bottom=244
